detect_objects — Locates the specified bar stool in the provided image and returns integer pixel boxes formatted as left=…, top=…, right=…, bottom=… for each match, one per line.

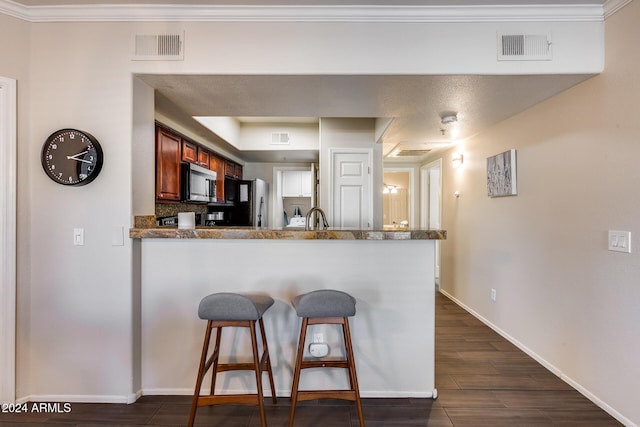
left=288, top=289, right=365, bottom=427
left=188, top=292, right=277, bottom=427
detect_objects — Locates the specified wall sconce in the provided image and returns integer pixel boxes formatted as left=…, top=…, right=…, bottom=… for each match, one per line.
left=452, top=151, right=464, bottom=168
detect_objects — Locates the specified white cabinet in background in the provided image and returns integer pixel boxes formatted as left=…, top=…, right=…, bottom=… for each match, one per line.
left=282, top=170, right=313, bottom=197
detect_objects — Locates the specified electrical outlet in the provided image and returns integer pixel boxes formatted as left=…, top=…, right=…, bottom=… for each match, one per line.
left=491, top=288, right=497, bottom=302
left=309, top=342, right=329, bottom=357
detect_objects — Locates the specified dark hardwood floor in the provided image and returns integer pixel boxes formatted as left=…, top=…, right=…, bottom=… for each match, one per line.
left=1, top=292, right=622, bottom=426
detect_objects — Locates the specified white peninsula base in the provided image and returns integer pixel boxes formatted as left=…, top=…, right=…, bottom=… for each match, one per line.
left=138, top=238, right=436, bottom=398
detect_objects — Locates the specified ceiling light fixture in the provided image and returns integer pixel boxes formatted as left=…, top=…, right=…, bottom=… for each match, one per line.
left=441, top=113, right=458, bottom=125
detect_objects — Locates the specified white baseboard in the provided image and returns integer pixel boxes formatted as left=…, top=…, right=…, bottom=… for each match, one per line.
left=439, top=289, right=635, bottom=427
left=16, top=392, right=141, bottom=405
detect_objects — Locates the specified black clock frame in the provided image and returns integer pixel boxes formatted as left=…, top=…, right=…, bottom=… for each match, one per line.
left=41, top=128, right=104, bottom=186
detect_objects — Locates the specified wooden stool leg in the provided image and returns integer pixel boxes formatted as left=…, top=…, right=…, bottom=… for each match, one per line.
left=250, top=321, right=268, bottom=427
left=343, top=318, right=365, bottom=427
left=288, top=317, right=309, bottom=427
left=259, top=318, right=278, bottom=403
left=188, top=321, right=213, bottom=427
left=209, top=327, right=222, bottom=394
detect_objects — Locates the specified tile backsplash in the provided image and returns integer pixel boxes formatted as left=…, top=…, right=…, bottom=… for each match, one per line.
left=155, top=202, right=207, bottom=219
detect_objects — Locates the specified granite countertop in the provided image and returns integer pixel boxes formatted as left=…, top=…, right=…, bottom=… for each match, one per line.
left=130, top=216, right=446, bottom=241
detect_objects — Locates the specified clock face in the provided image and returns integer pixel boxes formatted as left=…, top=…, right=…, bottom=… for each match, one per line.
left=41, top=128, right=103, bottom=186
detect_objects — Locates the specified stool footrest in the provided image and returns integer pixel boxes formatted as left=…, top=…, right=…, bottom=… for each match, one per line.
left=295, top=390, right=358, bottom=402
left=300, top=360, right=349, bottom=369
left=197, top=393, right=260, bottom=406
left=217, top=361, right=261, bottom=372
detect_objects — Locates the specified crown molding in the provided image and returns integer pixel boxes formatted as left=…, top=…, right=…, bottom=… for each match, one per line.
left=0, top=0, right=607, bottom=23
left=603, top=0, right=633, bottom=17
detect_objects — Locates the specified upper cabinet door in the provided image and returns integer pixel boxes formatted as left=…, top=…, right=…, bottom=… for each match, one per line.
left=181, top=139, right=197, bottom=164
left=210, top=154, right=225, bottom=201
left=197, top=148, right=210, bottom=168
left=156, top=128, right=182, bottom=202
left=224, top=160, right=242, bottom=179
left=282, top=170, right=312, bottom=197
left=300, top=170, right=313, bottom=197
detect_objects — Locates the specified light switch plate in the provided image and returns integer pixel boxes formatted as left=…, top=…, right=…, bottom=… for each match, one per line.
left=608, top=230, right=631, bottom=253
left=73, top=228, right=84, bottom=246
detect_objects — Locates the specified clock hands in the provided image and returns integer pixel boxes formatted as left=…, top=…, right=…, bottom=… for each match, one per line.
left=67, top=150, right=92, bottom=164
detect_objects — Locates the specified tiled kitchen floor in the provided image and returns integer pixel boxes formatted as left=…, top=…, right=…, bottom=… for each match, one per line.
left=0, top=292, right=622, bottom=426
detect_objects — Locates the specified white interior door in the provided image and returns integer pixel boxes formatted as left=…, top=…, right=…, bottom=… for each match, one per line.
left=0, top=76, right=17, bottom=404
left=331, top=150, right=372, bottom=229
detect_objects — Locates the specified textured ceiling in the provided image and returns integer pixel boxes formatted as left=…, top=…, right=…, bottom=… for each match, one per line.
left=142, top=73, right=593, bottom=162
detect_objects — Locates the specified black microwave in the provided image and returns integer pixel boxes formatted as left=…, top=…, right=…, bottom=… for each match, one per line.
left=181, top=163, right=217, bottom=203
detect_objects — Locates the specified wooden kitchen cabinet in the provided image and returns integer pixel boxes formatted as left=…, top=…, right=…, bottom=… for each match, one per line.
left=181, top=139, right=198, bottom=164
left=225, top=160, right=243, bottom=179
left=197, top=148, right=210, bottom=168
left=210, top=154, right=225, bottom=202
left=282, top=170, right=313, bottom=197
left=155, top=122, right=241, bottom=204
left=183, top=139, right=213, bottom=168
left=156, top=127, right=182, bottom=202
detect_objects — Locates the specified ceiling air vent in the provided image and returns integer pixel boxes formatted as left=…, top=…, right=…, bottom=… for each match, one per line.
left=498, top=33, right=552, bottom=61
left=134, top=32, right=184, bottom=61
left=387, top=142, right=439, bottom=159
left=394, top=149, right=431, bottom=157
left=270, top=132, right=291, bottom=145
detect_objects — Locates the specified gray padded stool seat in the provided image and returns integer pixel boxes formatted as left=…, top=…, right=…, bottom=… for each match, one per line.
left=288, top=290, right=365, bottom=427
left=188, top=293, right=277, bottom=427
left=291, top=289, right=356, bottom=318
left=198, top=292, right=275, bottom=321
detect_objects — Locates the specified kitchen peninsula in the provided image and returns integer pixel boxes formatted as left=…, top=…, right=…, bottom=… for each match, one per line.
left=131, top=218, right=445, bottom=399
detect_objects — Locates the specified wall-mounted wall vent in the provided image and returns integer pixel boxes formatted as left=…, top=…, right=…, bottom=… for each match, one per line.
left=271, top=132, right=291, bottom=145
left=134, top=32, right=184, bottom=61
left=498, top=33, right=552, bottom=61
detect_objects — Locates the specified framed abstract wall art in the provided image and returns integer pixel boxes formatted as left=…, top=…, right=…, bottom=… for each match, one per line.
left=487, top=149, right=517, bottom=197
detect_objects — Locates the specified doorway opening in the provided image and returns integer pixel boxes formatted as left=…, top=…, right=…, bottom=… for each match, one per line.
left=383, top=168, right=414, bottom=228
left=421, top=159, right=442, bottom=286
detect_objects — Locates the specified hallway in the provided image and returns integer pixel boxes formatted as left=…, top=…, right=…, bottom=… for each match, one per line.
left=0, top=292, right=621, bottom=426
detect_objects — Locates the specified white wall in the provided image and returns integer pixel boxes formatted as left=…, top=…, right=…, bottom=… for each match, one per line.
left=238, top=122, right=318, bottom=151
left=319, top=118, right=383, bottom=228
left=0, top=5, right=610, bottom=407
left=132, top=78, right=155, bottom=217
left=0, top=12, right=32, bottom=401
left=25, top=21, right=136, bottom=402
left=433, top=3, right=640, bottom=425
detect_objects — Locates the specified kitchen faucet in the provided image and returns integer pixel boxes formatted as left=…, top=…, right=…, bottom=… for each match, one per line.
left=305, top=207, right=330, bottom=230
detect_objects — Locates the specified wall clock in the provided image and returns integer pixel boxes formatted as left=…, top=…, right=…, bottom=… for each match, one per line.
left=41, top=128, right=104, bottom=186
